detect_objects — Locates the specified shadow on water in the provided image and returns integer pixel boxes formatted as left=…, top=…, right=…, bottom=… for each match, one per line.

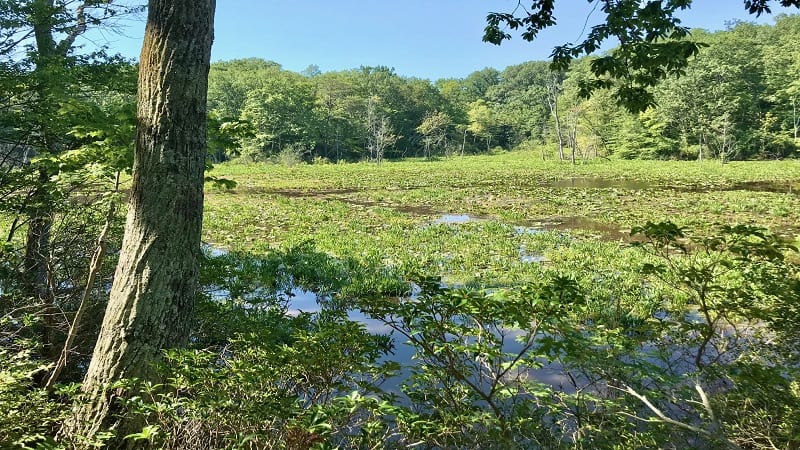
left=200, top=246, right=575, bottom=393
left=530, top=216, right=636, bottom=242
left=233, top=178, right=800, bottom=198
left=226, top=180, right=800, bottom=242
left=718, top=180, right=799, bottom=195
left=230, top=187, right=366, bottom=197
left=228, top=182, right=646, bottom=241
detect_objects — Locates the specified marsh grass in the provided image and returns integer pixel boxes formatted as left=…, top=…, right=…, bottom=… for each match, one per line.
left=97, top=153, right=800, bottom=449
left=204, top=152, right=800, bottom=291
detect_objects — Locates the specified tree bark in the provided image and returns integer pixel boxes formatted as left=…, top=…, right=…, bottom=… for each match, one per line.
left=61, top=0, right=215, bottom=445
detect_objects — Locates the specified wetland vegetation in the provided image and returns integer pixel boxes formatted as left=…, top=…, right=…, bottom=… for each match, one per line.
left=188, top=154, right=799, bottom=449
left=2, top=2, right=800, bottom=448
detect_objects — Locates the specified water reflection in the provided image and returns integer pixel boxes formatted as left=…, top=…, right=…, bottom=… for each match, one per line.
left=201, top=252, right=572, bottom=393
left=725, top=180, right=798, bottom=195
left=433, top=214, right=479, bottom=224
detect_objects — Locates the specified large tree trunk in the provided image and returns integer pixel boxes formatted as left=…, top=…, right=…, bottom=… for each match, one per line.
left=61, top=0, right=215, bottom=445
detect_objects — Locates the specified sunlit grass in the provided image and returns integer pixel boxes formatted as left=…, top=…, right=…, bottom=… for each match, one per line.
left=202, top=153, right=800, bottom=294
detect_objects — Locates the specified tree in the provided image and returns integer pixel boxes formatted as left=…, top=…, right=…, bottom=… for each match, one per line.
left=365, top=95, right=398, bottom=163
left=0, top=1, right=142, bottom=363
left=762, top=14, right=800, bottom=154
left=61, top=0, right=215, bottom=445
left=417, top=111, right=452, bottom=158
left=239, top=72, right=317, bottom=159
left=311, top=71, right=361, bottom=161
left=467, top=99, right=497, bottom=151
left=2, top=3, right=126, bottom=280
left=484, top=0, right=800, bottom=111
left=545, top=71, right=566, bottom=160
left=486, top=61, right=552, bottom=147
left=434, top=78, right=471, bottom=124
left=461, top=67, right=501, bottom=103
left=207, top=58, right=283, bottom=119
left=655, top=26, right=764, bottom=161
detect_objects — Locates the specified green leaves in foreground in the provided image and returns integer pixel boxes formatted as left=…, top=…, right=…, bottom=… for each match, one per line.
left=0, top=345, right=71, bottom=449
left=10, top=220, right=796, bottom=448
left=631, top=221, right=800, bottom=448
left=484, top=0, right=707, bottom=111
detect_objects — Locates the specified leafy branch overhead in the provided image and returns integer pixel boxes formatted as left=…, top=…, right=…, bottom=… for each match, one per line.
left=484, top=0, right=800, bottom=111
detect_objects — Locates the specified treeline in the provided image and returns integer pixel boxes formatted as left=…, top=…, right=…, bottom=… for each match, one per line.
left=209, top=15, right=799, bottom=163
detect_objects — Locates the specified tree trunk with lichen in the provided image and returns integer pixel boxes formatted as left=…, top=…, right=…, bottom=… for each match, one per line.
left=60, top=0, right=215, bottom=446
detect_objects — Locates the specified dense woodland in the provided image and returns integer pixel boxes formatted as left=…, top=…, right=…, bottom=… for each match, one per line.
left=1, top=1, right=800, bottom=448
left=204, top=16, right=800, bottom=163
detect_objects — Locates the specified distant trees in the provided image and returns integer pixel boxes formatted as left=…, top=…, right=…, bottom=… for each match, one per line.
left=466, top=100, right=496, bottom=152
left=484, top=0, right=800, bottom=112
left=484, top=61, right=551, bottom=146
left=365, top=96, right=398, bottom=163
left=540, top=16, right=799, bottom=161
left=417, top=111, right=452, bottom=158
left=202, top=16, right=799, bottom=163
left=763, top=14, right=800, bottom=150
left=207, top=61, right=480, bottom=162
left=651, top=27, right=760, bottom=161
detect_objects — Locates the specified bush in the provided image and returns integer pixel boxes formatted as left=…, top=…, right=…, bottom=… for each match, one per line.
left=275, top=143, right=311, bottom=167
left=0, top=345, right=71, bottom=449
left=126, top=306, right=395, bottom=450
left=7, top=224, right=798, bottom=449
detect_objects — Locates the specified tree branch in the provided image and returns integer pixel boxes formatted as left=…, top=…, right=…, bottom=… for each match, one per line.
left=44, top=172, right=119, bottom=390
left=56, top=0, right=91, bottom=56
left=617, top=383, right=743, bottom=450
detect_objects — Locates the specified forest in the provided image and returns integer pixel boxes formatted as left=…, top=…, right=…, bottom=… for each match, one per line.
left=1, top=1, right=800, bottom=449
left=204, top=15, right=800, bottom=163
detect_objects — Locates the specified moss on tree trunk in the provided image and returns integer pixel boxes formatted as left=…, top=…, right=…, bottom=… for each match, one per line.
left=61, top=0, right=215, bottom=446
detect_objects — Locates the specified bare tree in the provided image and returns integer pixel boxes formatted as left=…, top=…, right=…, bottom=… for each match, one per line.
left=365, top=95, right=397, bottom=163
left=545, top=72, right=565, bottom=161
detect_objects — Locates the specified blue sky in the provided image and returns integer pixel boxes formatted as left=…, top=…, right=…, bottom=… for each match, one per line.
left=83, top=1, right=798, bottom=80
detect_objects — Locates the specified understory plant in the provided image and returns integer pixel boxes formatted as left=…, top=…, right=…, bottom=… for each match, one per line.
left=0, top=342, right=73, bottom=449
left=2, top=220, right=797, bottom=449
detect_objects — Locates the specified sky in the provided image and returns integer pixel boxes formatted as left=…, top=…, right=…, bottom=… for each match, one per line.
left=83, top=1, right=798, bottom=81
